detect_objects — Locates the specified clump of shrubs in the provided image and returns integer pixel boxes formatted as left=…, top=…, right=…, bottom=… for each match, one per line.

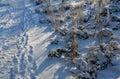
left=35, top=0, right=120, bottom=79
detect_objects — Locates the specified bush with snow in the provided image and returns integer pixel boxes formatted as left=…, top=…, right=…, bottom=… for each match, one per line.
left=34, top=0, right=120, bottom=78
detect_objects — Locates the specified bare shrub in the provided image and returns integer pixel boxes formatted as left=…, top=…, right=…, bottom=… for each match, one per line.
left=69, top=34, right=79, bottom=61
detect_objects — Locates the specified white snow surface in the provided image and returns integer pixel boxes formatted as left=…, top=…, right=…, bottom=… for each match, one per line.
left=0, top=0, right=70, bottom=79
left=0, top=0, right=120, bottom=79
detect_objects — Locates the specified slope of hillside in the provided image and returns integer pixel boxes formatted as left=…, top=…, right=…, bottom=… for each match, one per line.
left=0, top=0, right=120, bottom=79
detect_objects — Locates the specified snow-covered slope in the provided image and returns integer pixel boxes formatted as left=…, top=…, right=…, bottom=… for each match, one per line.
left=0, top=0, right=51, bottom=79
left=0, top=0, right=120, bottom=79
left=0, top=0, right=72, bottom=79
